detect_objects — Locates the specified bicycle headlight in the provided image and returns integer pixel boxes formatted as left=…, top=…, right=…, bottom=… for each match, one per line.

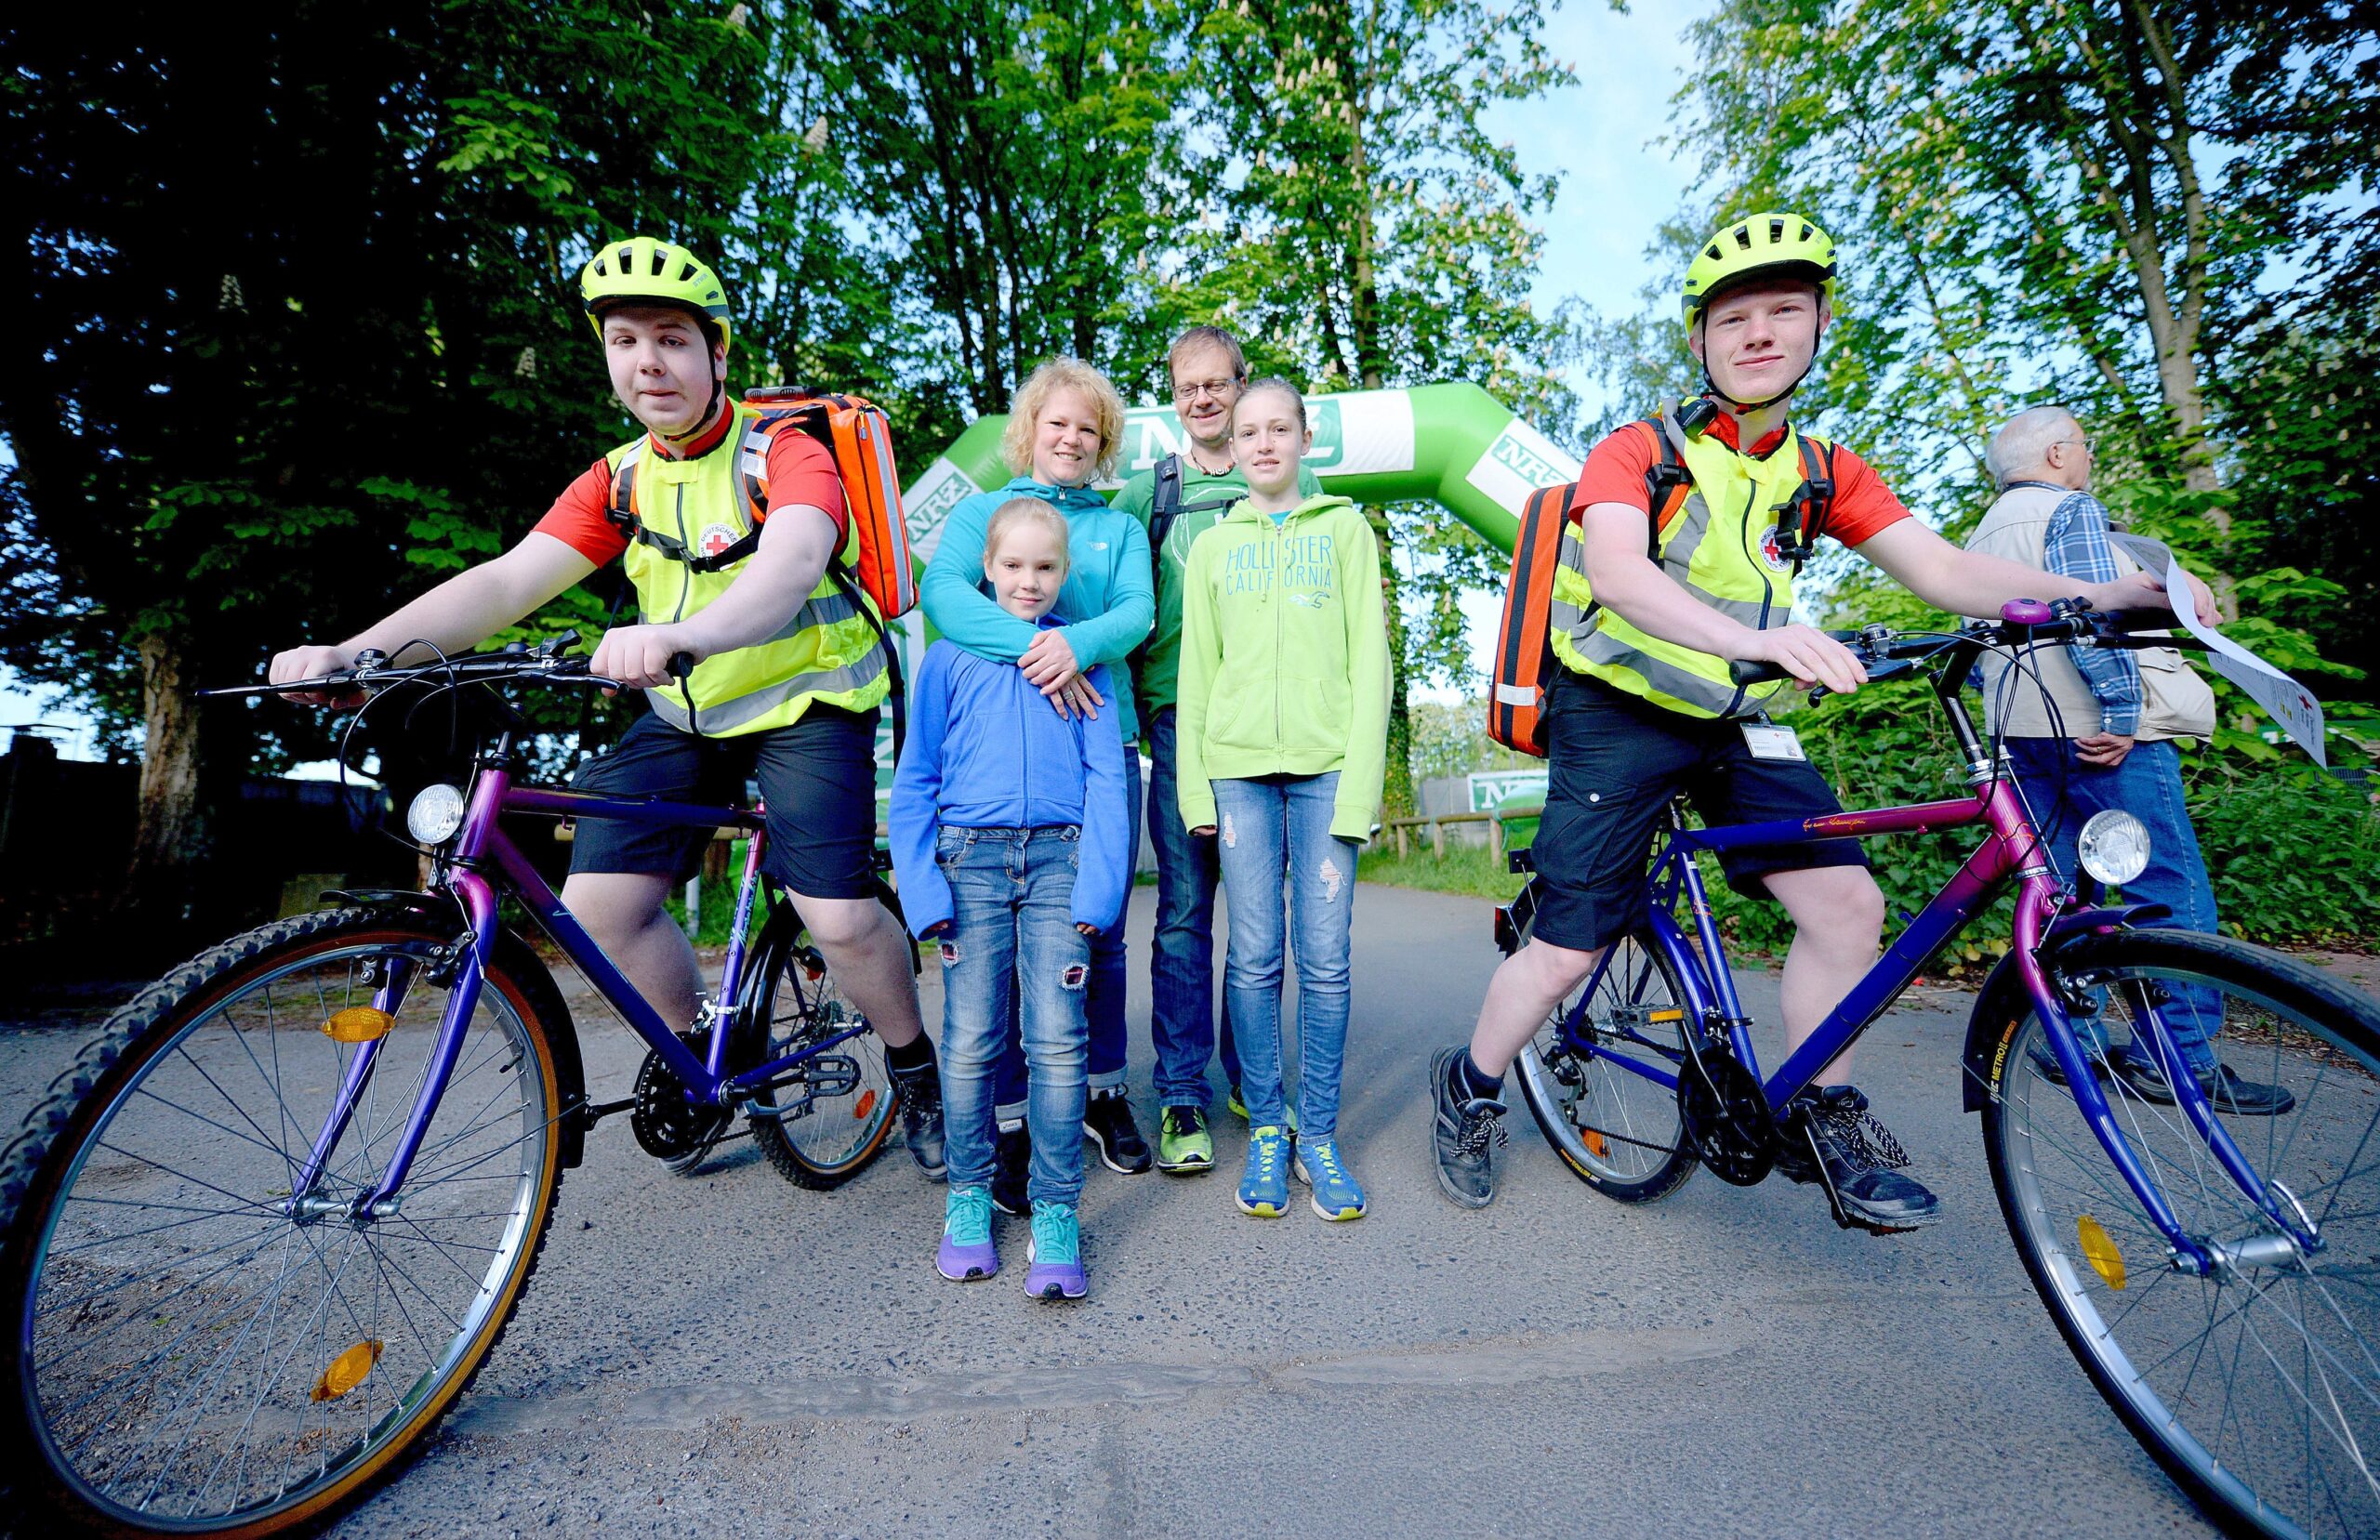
left=405, top=783, right=469, bottom=847
left=2076, top=809, right=2150, bottom=888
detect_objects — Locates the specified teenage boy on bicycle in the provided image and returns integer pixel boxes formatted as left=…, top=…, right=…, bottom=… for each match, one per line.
left=269, top=237, right=946, bottom=1178
left=1429, top=214, right=2209, bottom=1229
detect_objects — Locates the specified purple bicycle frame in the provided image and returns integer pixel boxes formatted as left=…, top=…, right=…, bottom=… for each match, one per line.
left=289, top=754, right=876, bottom=1211
left=1573, top=768, right=2304, bottom=1269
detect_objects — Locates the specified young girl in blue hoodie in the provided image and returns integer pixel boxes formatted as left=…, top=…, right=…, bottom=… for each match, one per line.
left=893, top=499, right=1133, bottom=1300
left=920, top=358, right=1157, bottom=1206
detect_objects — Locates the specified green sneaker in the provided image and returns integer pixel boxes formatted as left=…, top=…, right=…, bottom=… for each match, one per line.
left=1156, top=1106, right=1214, bottom=1173
left=1225, top=1085, right=1297, bottom=1133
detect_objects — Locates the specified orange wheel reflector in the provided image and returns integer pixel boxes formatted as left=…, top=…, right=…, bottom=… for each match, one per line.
left=2077, top=1215, right=2127, bottom=1291
left=323, top=1007, right=393, bottom=1044
left=1648, top=1009, right=1684, bottom=1022
left=853, top=1089, right=878, bottom=1120
left=1582, top=1127, right=1608, bottom=1159
left=311, top=1340, right=383, bottom=1402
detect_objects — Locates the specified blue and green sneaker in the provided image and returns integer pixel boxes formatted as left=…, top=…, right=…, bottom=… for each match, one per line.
left=1292, top=1137, right=1368, bottom=1220
left=936, top=1184, right=998, bottom=1281
left=1236, top=1127, right=1292, bottom=1217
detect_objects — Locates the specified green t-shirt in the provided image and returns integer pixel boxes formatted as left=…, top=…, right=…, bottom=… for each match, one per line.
left=1113, top=454, right=1326, bottom=729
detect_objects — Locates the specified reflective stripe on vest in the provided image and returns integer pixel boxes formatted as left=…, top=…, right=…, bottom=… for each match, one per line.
left=1550, top=405, right=1823, bottom=719
left=607, top=401, right=890, bottom=738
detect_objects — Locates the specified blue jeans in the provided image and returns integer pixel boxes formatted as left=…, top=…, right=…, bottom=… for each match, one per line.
left=1212, top=773, right=1356, bottom=1139
left=1147, top=708, right=1238, bottom=1107
left=932, top=826, right=1090, bottom=1206
left=993, top=765, right=1138, bottom=1121
left=2005, top=736, right=2222, bottom=1073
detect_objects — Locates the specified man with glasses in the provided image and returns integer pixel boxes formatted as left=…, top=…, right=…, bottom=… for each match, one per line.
left=1967, top=406, right=2290, bottom=1114
left=1112, top=326, right=1323, bottom=1173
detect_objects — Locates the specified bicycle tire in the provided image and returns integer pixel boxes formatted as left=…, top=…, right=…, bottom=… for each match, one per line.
left=1978, top=928, right=2380, bottom=1539
left=0, top=908, right=571, bottom=1537
left=1510, top=915, right=1699, bottom=1204
left=741, top=907, right=898, bottom=1191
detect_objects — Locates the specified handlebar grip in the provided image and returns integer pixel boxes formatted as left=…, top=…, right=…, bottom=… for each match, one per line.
left=667, top=652, right=695, bottom=683
left=1728, top=657, right=1795, bottom=687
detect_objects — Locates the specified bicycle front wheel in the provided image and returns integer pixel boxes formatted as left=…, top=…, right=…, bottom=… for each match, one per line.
left=0, top=908, right=570, bottom=1536
left=1980, top=928, right=2380, bottom=1538
left=1512, top=919, right=1698, bottom=1204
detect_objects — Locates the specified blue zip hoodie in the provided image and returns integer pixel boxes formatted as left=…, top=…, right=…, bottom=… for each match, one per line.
left=888, top=624, right=1133, bottom=939
left=920, top=477, right=1155, bottom=744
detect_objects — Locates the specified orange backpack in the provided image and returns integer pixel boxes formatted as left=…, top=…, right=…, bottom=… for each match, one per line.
left=738, top=387, right=919, bottom=620
left=1487, top=420, right=1692, bottom=757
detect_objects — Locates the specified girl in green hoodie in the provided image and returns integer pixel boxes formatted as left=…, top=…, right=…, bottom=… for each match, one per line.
left=1177, top=379, right=1391, bottom=1220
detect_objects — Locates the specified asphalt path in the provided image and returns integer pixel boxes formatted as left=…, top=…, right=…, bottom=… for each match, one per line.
left=1, top=883, right=2223, bottom=1538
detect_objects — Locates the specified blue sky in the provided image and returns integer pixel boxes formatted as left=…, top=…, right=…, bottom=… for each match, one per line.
left=2, top=0, right=1711, bottom=757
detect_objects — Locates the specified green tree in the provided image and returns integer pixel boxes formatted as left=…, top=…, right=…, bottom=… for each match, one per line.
left=1180, top=0, right=1580, bottom=814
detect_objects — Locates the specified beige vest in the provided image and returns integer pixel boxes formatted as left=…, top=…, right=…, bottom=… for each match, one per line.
left=1965, top=482, right=2214, bottom=742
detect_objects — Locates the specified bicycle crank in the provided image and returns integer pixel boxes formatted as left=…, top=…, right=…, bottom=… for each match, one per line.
left=1676, top=1034, right=1777, bottom=1185
left=632, top=1031, right=735, bottom=1171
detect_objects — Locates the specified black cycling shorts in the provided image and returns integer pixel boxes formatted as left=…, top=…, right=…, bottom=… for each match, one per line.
left=567, top=704, right=879, bottom=901
left=1527, top=669, right=1869, bottom=953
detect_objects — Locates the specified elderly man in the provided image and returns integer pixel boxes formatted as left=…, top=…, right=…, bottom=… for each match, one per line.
left=1967, top=405, right=2290, bottom=1114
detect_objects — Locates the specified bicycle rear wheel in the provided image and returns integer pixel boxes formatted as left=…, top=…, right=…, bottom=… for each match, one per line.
left=0, top=908, right=569, bottom=1536
left=1511, top=917, right=1698, bottom=1204
left=1980, top=928, right=2380, bottom=1538
left=742, top=909, right=898, bottom=1191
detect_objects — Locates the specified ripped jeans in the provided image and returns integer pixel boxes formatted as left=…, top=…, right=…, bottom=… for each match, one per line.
left=1211, top=772, right=1356, bottom=1140
left=932, top=825, right=1091, bottom=1207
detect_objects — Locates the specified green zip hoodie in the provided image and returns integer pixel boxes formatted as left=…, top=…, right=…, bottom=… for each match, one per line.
left=1175, top=493, right=1391, bottom=842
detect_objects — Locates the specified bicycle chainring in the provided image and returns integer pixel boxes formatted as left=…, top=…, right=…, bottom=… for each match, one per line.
left=1676, top=1035, right=1778, bottom=1186
left=631, top=1031, right=734, bottom=1165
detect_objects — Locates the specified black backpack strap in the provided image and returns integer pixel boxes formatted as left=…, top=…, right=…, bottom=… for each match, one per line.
left=1147, top=454, right=1184, bottom=557
left=603, top=435, right=764, bottom=574
left=1773, top=432, right=1836, bottom=571
left=1639, top=411, right=1693, bottom=559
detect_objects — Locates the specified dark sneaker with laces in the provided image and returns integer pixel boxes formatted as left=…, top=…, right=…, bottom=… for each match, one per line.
left=990, top=1124, right=1032, bottom=1217
left=891, top=1064, right=946, bottom=1181
left=1431, top=1046, right=1507, bottom=1209
left=2109, top=1049, right=2296, bottom=1116
left=1777, top=1085, right=1940, bottom=1231
left=1084, top=1088, right=1153, bottom=1174
left=2025, top=1038, right=2109, bottom=1088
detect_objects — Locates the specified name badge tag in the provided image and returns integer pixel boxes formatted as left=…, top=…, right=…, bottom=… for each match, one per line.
left=1740, top=723, right=1806, bottom=762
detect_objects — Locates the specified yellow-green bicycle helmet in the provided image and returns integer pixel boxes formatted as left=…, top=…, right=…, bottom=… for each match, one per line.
left=580, top=237, right=733, bottom=349
left=1681, top=213, right=1837, bottom=324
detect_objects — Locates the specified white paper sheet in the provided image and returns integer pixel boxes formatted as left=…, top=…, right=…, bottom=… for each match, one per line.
left=2108, top=533, right=2327, bottom=768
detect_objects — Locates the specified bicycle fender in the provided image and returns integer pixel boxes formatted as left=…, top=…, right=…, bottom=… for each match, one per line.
left=319, top=890, right=590, bottom=1168
left=1959, top=902, right=2172, bottom=1113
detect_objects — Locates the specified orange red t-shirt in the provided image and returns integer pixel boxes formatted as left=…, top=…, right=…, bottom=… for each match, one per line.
left=534, top=411, right=849, bottom=566
left=1567, top=412, right=1910, bottom=547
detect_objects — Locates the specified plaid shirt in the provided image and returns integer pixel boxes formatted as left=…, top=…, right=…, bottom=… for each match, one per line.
left=2040, top=488, right=2142, bottom=734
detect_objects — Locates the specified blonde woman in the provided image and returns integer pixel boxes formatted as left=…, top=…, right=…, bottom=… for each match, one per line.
left=919, top=358, right=1156, bottom=1214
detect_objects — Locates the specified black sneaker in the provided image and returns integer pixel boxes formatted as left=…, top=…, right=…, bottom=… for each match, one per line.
left=1430, top=1046, right=1507, bottom=1209
left=890, top=1064, right=946, bottom=1181
left=2025, top=1038, right=2109, bottom=1088
left=991, top=1124, right=1032, bottom=1217
left=1083, top=1089, right=1153, bottom=1175
left=2109, top=1050, right=2296, bottom=1116
left=1777, top=1085, right=1940, bottom=1231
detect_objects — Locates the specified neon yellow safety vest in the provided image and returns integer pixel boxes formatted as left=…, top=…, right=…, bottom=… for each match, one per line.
left=1549, top=404, right=1831, bottom=719
left=605, top=401, right=889, bottom=737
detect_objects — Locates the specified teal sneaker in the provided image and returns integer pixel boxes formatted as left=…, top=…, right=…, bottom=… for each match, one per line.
left=1236, top=1127, right=1292, bottom=1217
left=1025, top=1202, right=1088, bottom=1299
left=1293, top=1137, right=1368, bottom=1220
left=1225, top=1085, right=1297, bottom=1133
left=936, top=1184, right=998, bottom=1281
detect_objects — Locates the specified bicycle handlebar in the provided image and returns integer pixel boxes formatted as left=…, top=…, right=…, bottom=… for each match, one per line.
left=1723, top=601, right=2197, bottom=690
left=205, top=630, right=624, bottom=700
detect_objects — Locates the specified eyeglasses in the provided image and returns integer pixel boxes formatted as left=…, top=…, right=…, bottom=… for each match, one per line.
left=2056, top=435, right=2094, bottom=454
left=1170, top=376, right=1242, bottom=402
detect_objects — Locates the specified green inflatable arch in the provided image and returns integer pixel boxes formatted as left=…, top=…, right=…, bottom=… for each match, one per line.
left=897, top=381, right=1572, bottom=566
